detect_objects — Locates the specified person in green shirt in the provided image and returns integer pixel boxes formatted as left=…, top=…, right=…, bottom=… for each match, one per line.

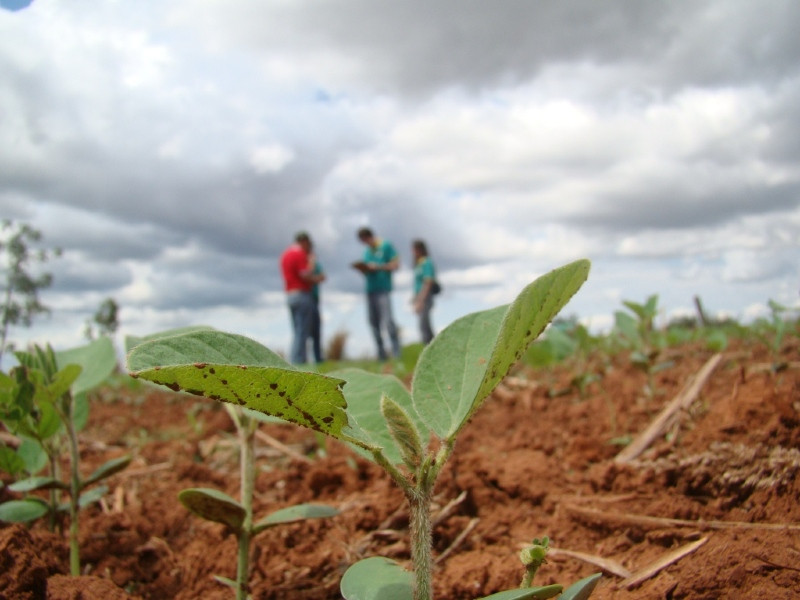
left=412, top=239, right=437, bottom=344
left=355, top=227, right=401, bottom=360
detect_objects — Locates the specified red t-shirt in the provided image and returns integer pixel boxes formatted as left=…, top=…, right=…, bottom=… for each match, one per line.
left=280, top=244, right=311, bottom=292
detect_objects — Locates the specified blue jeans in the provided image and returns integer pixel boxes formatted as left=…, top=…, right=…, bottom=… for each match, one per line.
left=418, top=295, right=434, bottom=344
left=311, top=296, right=323, bottom=363
left=367, top=291, right=400, bottom=360
left=287, top=291, right=314, bottom=364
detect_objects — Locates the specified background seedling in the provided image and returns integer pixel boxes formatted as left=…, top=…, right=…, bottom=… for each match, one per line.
left=752, top=299, right=797, bottom=372
left=127, top=331, right=338, bottom=600
left=181, top=404, right=338, bottom=600
left=613, top=294, right=672, bottom=400
left=127, top=260, right=600, bottom=600
left=0, top=338, right=128, bottom=575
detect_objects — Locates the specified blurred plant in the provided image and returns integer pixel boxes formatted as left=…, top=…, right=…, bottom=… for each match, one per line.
left=526, top=319, right=603, bottom=400
left=84, top=297, right=120, bottom=340
left=325, top=330, right=348, bottom=361
left=613, top=295, right=672, bottom=399
left=0, top=338, right=127, bottom=575
left=0, top=220, right=61, bottom=362
left=752, top=299, right=797, bottom=371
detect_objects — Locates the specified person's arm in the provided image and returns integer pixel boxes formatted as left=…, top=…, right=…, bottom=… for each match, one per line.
left=414, top=277, right=433, bottom=313
left=303, top=254, right=326, bottom=283
left=382, top=242, right=400, bottom=271
left=383, top=256, right=399, bottom=271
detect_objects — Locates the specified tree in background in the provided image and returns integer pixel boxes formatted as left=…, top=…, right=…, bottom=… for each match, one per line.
left=0, top=219, right=61, bottom=362
left=84, top=297, right=120, bottom=341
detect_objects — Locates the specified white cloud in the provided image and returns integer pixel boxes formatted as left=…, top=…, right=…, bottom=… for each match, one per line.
left=248, top=144, right=295, bottom=173
left=1, top=0, right=799, bottom=363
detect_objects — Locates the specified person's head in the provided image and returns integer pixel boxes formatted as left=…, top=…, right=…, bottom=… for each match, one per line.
left=357, top=227, right=375, bottom=246
left=412, top=239, right=428, bottom=258
left=295, top=231, right=312, bottom=252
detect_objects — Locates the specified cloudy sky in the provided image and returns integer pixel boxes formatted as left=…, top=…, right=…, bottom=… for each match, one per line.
left=1, top=0, right=799, bottom=362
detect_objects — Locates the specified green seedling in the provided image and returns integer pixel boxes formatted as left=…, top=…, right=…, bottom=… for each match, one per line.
left=127, top=260, right=600, bottom=600
left=179, top=405, right=337, bottom=600
left=519, top=536, right=550, bottom=588
left=0, top=338, right=129, bottom=575
left=613, top=294, right=672, bottom=399
left=752, top=299, right=796, bottom=372
left=126, top=330, right=337, bottom=600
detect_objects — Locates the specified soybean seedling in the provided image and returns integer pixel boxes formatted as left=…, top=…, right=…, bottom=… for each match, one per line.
left=0, top=339, right=129, bottom=575
left=753, top=299, right=796, bottom=372
left=127, top=260, right=600, bottom=600
left=613, top=294, right=672, bottom=399
left=126, top=333, right=337, bottom=600
left=179, top=404, right=337, bottom=600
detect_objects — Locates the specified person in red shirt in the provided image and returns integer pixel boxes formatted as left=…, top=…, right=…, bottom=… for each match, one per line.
left=280, top=232, right=323, bottom=364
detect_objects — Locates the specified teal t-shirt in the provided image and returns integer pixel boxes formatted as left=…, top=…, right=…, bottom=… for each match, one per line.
left=311, top=261, right=323, bottom=300
left=363, top=239, right=397, bottom=293
left=414, top=256, right=435, bottom=295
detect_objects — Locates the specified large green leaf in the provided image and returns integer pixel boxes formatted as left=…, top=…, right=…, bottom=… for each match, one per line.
left=0, top=498, right=49, bottom=523
left=476, top=585, right=563, bottom=600
left=124, top=325, right=215, bottom=354
left=138, top=364, right=348, bottom=436
left=56, top=337, right=116, bottom=396
left=128, top=331, right=349, bottom=437
left=340, top=556, right=413, bottom=600
left=410, top=306, right=504, bottom=441
left=178, top=488, right=245, bottom=532
left=127, top=330, right=286, bottom=371
left=9, top=476, right=68, bottom=492
left=34, top=399, right=61, bottom=439
left=413, top=260, right=590, bottom=439
left=559, top=573, right=602, bottom=600
left=16, top=436, right=47, bottom=475
left=253, top=503, right=338, bottom=534
left=329, top=368, right=426, bottom=464
left=41, top=363, right=82, bottom=401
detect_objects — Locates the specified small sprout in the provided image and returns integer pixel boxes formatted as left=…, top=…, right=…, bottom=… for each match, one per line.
left=519, top=536, right=549, bottom=588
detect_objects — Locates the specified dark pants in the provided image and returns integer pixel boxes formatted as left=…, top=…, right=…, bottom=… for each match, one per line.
left=418, top=295, right=434, bottom=344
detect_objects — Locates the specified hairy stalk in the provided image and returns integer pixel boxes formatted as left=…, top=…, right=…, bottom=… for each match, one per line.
left=407, top=442, right=454, bottom=600
left=236, top=414, right=256, bottom=600
left=408, top=483, right=434, bottom=600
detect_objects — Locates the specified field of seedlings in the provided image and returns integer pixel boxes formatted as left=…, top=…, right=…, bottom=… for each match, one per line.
left=2, top=278, right=799, bottom=599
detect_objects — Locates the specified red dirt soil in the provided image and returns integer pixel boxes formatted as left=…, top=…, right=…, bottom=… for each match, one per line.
left=1, top=338, right=799, bottom=599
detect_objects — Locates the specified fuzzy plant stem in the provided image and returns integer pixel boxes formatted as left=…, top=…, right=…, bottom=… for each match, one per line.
left=235, top=414, right=256, bottom=600
left=65, top=395, right=82, bottom=576
left=408, top=484, right=435, bottom=600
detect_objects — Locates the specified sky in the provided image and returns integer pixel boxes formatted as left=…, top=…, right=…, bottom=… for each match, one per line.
left=1, top=0, right=799, bottom=363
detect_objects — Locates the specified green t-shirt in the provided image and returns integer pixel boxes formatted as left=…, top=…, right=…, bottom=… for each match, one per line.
left=363, top=239, right=397, bottom=293
left=414, top=256, right=435, bottom=295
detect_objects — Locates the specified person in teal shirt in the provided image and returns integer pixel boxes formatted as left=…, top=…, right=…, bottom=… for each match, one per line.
left=412, top=239, right=437, bottom=344
left=355, top=227, right=401, bottom=360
